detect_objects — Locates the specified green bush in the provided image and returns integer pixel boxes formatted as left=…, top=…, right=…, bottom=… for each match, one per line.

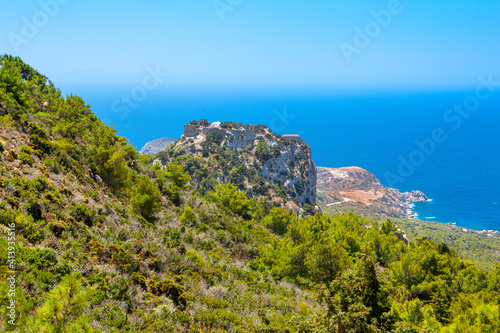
left=112, top=249, right=140, bottom=274
left=148, top=277, right=186, bottom=307
left=27, top=273, right=96, bottom=332
left=49, top=220, right=68, bottom=236
left=263, top=207, right=295, bottom=236
left=180, top=205, right=196, bottom=225
left=16, top=213, right=45, bottom=243
left=18, top=145, right=33, bottom=165
left=130, top=175, right=162, bottom=223
left=71, top=203, right=96, bottom=227
left=208, top=183, right=251, bottom=220
left=0, top=114, right=16, bottom=129
left=90, top=147, right=131, bottom=193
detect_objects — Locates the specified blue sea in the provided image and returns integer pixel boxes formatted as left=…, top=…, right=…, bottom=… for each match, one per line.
left=65, top=84, right=500, bottom=232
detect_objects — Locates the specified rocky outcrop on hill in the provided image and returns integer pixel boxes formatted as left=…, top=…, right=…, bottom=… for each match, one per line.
left=401, top=190, right=428, bottom=203
left=140, top=137, right=177, bottom=155
left=317, top=166, right=427, bottom=219
left=317, top=166, right=383, bottom=191
left=159, top=120, right=317, bottom=206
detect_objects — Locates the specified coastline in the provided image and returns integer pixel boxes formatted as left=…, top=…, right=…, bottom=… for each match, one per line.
left=410, top=200, right=500, bottom=236
left=407, top=198, right=434, bottom=220
left=316, top=166, right=500, bottom=237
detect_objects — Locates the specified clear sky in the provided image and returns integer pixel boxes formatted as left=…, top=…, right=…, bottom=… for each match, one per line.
left=1, top=0, right=499, bottom=89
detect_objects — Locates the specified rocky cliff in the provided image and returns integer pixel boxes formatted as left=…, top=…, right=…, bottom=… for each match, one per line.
left=317, top=166, right=427, bottom=218
left=158, top=120, right=317, bottom=206
left=140, top=137, right=177, bottom=155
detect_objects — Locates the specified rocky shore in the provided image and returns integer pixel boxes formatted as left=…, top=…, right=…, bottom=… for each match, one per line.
left=401, top=190, right=428, bottom=204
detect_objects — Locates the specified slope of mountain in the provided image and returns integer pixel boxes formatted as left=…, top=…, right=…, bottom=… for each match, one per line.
left=0, top=55, right=320, bottom=332
left=1, top=56, right=500, bottom=332
left=317, top=166, right=427, bottom=218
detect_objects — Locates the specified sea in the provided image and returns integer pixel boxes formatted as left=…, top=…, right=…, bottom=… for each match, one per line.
left=63, top=84, right=500, bottom=232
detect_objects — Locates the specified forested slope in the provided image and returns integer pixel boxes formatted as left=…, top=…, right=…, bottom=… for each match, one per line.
left=0, top=56, right=499, bottom=332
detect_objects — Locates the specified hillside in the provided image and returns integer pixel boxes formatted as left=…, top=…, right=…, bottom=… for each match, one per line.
left=317, top=166, right=500, bottom=269
left=391, top=218, right=500, bottom=270
left=156, top=120, right=318, bottom=215
left=317, top=166, right=427, bottom=219
left=1, top=56, right=500, bottom=332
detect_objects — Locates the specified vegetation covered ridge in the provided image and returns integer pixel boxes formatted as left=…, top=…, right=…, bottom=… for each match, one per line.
left=1, top=55, right=500, bottom=332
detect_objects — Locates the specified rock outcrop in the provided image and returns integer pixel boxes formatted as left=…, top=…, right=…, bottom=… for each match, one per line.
left=317, top=166, right=427, bottom=219
left=317, top=166, right=384, bottom=191
left=161, top=121, right=317, bottom=206
left=401, top=190, right=428, bottom=204
left=140, top=137, right=177, bottom=155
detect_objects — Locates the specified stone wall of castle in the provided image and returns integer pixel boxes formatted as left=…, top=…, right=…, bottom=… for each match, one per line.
left=184, top=124, right=199, bottom=137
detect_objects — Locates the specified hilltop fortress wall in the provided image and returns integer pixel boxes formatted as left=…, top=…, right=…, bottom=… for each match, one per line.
left=184, top=124, right=227, bottom=138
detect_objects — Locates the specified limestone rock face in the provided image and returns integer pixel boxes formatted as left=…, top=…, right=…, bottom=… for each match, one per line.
left=258, top=139, right=317, bottom=205
left=140, top=137, right=177, bottom=155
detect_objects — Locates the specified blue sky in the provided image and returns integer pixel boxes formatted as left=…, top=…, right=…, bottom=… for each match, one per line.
left=1, top=0, right=499, bottom=89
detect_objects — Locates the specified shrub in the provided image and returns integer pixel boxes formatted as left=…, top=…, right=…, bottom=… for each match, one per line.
left=18, top=145, right=33, bottom=165
left=180, top=205, right=196, bottom=225
left=27, top=273, right=96, bottom=332
left=112, top=250, right=140, bottom=274
left=49, top=220, right=68, bottom=236
left=148, top=277, right=186, bottom=307
left=90, top=147, right=130, bottom=193
left=208, top=183, right=251, bottom=220
left=5, top=196, right=19, bottom=208
left=130, top=175, right=162, bottom=223
left=0, top=114, right=16, bottom=129
left=6, top=150, right=17, bottom=162
left=17, top=213, right=45, bottom=243
left=263, top=207, right=295, bottom=236
left=71, top=203, right=96, bottom=227
left=255, top=141, right=271, bottom=160
left=29, top=134, right=53, bottom=156
left=162, top=163, right=191, bottom=190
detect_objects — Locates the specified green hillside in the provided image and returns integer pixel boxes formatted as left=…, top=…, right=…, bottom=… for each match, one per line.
left=320, top=202, right=500, bottom=270
left=1, top=56, right=500, bottom=332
